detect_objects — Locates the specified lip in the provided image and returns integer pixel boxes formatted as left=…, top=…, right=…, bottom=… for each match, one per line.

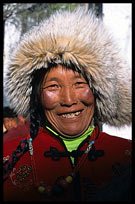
left=57, top=109, right=84, bottom=116
left=57, top=109, right=84, bottom=121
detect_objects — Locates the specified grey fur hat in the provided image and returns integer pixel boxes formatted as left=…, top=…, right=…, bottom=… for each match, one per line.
left=5, top=8, right=131, bottom=127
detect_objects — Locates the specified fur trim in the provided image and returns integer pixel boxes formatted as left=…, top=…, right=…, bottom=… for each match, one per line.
left=5, top=8, right=131, bottom=127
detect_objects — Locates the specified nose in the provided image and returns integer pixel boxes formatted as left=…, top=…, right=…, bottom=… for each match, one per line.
left=60, top=86, right=77, bottom=107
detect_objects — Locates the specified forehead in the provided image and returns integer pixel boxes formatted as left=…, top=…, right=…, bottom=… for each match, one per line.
left=3, top=117, right=16, bottom=122
left=44, top=65, right=84, bottom=81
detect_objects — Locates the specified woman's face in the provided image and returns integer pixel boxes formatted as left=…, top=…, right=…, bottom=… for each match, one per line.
left=41, top=65, right=95, bottom=138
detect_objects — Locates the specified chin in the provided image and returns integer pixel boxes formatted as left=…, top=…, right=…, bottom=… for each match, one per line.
left=60, top=128, right=85, bottom=138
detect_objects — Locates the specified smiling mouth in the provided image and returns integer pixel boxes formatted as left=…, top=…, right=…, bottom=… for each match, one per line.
left=60, top=111, right=82, bottom=119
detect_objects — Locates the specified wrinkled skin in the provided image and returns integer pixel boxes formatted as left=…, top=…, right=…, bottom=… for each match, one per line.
left=41, top=65, right=95, bottom=138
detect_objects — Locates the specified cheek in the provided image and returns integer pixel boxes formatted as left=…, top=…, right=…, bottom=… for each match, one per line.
left=79, top=88, right=94, bottom=105
left=41, top=91, right=58, bottom=110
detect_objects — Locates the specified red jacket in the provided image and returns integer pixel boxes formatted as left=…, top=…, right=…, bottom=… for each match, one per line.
left=3, top=120, right=30, bottom=142
left=3, top=125, right=132, bottom=201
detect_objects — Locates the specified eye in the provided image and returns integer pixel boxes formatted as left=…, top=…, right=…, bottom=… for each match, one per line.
left=48, top=84, right=58, bottom=88
left=74, top=81, right=88, bottom=88
left=43, top=84, right=60, bottom=91
left=75, top=82, right=85, bottom=85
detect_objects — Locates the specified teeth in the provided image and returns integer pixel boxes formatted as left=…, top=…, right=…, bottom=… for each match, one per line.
left=62, top=111, right=81, bottom=118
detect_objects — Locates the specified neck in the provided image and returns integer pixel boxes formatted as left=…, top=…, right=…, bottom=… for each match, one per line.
left=46, top=118, right=94, bottom=139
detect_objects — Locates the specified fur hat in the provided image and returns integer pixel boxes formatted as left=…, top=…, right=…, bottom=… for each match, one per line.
left=5, top=8, right=131, bottom=127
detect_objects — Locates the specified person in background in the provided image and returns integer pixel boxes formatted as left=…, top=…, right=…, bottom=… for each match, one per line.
left=3, top=106, right=18, bottom=131
left=3, top=8, right=132, bottom=201
left=3, top=106, right=30, bottom=142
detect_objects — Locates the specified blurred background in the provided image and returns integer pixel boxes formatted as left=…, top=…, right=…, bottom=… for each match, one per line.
left=3, top=3, right=132, bottom=139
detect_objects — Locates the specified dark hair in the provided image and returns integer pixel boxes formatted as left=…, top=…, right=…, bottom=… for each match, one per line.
left=3, top=106, right=18, bottom=118
left=29, top=68, right=47, bottom=139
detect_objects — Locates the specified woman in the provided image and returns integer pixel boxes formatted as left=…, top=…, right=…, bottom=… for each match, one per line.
left=3, top=8, right=132, bottom=201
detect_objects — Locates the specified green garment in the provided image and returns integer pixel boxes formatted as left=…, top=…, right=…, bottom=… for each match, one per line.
left=46, top=123, right=94, bottom=164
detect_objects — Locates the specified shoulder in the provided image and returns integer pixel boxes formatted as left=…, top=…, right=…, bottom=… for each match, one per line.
left=98, top=130, right=131, bottom=145
left=98, top=131, right=132, bottom=152
left=96, top=131, right=132, bottom=161
left=93, top=125, right=131, bottom=146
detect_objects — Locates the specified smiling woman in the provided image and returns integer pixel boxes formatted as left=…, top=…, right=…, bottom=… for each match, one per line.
left=3, top=8, right=131, bottom=202
left=41, top=65, right=95, bottom=137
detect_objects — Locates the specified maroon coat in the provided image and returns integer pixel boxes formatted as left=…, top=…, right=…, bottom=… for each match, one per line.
left=3, top=125, right=132, bottom=201
left=3, top=121, right=30, bottom=143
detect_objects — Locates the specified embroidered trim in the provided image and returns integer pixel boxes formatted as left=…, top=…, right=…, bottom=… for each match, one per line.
left=16, top=165, right=32, bottom=182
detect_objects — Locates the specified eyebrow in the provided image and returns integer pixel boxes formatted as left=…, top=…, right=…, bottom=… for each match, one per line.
left=45, top=75, right=83, bottom=82
left=45, top=77, right=60, bottom=82
left=73, top=75, right=83, bottom=79
left=44, top=71, right=84, bottom=83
